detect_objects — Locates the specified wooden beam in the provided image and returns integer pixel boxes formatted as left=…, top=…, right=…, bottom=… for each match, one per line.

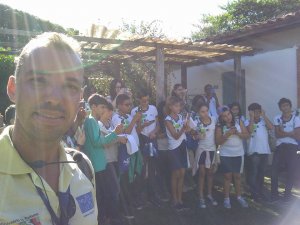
left=181, top=65, right=187, bottom=89
left=83, top=48, right=221, bottom=61
left=156, top=47, right=165, bottom=105
left=184, top=55, right=233, bottom=67
left=75, top=35, right=245, bottom=54
left=136, top=59, right=184, bottom=65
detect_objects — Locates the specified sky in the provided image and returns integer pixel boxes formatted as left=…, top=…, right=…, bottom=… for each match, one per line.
left=0, top=0, right=232, bottom=38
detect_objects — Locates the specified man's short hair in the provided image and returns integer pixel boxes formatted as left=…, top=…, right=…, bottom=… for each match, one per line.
left=248, top=103, right=262, bottom=111
left=14, top=32, right=82, bottom=79
left=204, top=84, right=212, bottom=90
left=88, top=94, right=108, bottom=107
left=137, top=89, right=149, bottom=99
left=278, top=98, right=292, bottom=109
left=116, top=94, right=130, bottom=107
left=4, top=104, right=16, bottom=125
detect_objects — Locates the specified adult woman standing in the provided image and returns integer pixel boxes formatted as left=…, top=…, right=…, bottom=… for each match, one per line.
left=107, top=78, right=131, bottom=108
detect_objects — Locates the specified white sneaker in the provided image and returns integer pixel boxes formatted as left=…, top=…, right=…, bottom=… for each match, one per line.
left=198, top=199, right=207, bottom=209
left=207, top=195, right=218, bottom=206
left=237, top=197, right=249, bottom=208
left=223, top=199, right=231, bottom=209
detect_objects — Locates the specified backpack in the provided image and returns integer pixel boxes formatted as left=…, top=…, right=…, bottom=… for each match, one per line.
left=65, top=148, right=94, bottom=186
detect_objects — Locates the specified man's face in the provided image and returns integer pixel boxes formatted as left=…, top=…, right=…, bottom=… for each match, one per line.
left=119, top=99, right=132, bottom=114
left=139, top=96, right=149, bottom=109
left=280, top=102, right=292, bottom=114
left=8, top=47, right=84, bottom=142
left=205, top=85, right=212, bottom=95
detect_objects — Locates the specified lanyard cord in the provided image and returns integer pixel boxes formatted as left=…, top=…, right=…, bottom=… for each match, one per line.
left=28, top=173, right=58, bottom=225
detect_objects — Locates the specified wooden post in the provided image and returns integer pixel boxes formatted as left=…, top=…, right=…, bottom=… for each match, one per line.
left=156, top=47, right=165, bottom=105
left=234, top=55, right=242, bottom=103
left=181, top=65, right=187, bottom=89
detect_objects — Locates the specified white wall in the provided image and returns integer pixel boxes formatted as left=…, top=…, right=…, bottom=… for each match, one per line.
left=168, top=65, right=181, bottom=95
left=244, top=48, right=297, bottom=119
left=172, top=47, right=297, bottom=120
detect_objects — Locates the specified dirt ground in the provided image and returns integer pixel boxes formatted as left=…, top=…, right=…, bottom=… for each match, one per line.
left=126, top=170, right=300, bottom=225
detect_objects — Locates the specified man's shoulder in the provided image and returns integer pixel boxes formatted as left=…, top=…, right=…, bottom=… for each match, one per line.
left=65, top=148, right=95, bottom=184
left=0, top=126, right=13, bottom=150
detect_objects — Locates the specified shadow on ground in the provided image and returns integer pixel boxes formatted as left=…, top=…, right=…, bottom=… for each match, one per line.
left=126, top=169, right=300, bottom=225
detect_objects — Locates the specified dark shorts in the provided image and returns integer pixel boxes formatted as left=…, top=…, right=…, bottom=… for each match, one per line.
left=167, top=140, right=188, bottom=171
left=199, top=151, right=215, bottom=166
left=220, top=156, right=243, bottom=174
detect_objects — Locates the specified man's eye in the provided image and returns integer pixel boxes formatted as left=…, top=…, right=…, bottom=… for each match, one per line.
left=29, top=77, right=46, bottom=84
left=65, top=84, right=80, bottom=91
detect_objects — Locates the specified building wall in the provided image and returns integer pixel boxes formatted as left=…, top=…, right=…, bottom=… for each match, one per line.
left=178, top=47, right=297, bottom=120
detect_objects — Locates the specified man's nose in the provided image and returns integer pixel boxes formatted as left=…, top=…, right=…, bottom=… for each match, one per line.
left=44, top=85, right=64, bottom=104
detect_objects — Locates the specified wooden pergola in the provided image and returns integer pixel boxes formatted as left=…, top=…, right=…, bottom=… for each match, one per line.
left=0, top=28, right=255, bottom=104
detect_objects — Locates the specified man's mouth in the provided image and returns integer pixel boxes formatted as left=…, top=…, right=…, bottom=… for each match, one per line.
left=33, top=111, right=65, bottom=124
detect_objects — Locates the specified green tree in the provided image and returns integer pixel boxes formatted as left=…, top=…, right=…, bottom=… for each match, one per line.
left=0, top=49, right=15, bottom=114
left=120, top=20, right=166, bottom=38
left=192, top=0, right=300, bottom=40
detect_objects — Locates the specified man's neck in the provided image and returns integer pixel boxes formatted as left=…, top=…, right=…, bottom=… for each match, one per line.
left=11, top=122, right=60, bottom=164
left=282, top=112, right=292, bottom=120
left=140, top=105, right=149, bottom=111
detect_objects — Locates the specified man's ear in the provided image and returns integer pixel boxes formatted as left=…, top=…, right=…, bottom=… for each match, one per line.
left=7, top=76, right=16, bottom=103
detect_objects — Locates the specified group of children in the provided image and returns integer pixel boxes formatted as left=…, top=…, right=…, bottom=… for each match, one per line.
left=57, top=80, right=300, bottom=225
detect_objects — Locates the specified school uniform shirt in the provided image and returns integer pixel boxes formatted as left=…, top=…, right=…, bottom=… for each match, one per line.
left=248, top=118, right=271, bottom=155
left=204, top=96, right=218, bottom=118
left=192, top=116, right=217, bottom=174
left=111, top=113, right=140, bottom=147
left=273, top=114, right=300, bottom=146
left=165, top=114, right=186, bottom=150
left=131, top=105, right=158, bottom=137
left=0, top=126, right=98, bottom=225
left=99, top=121, right=119, bottom=163
left=194, top=115, right=217, bottom=152
left=235, top=115, right=249, bottom=127
left=84, top=114, right=117, bottom=172
left=219, top=123, right=244, bottom=157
